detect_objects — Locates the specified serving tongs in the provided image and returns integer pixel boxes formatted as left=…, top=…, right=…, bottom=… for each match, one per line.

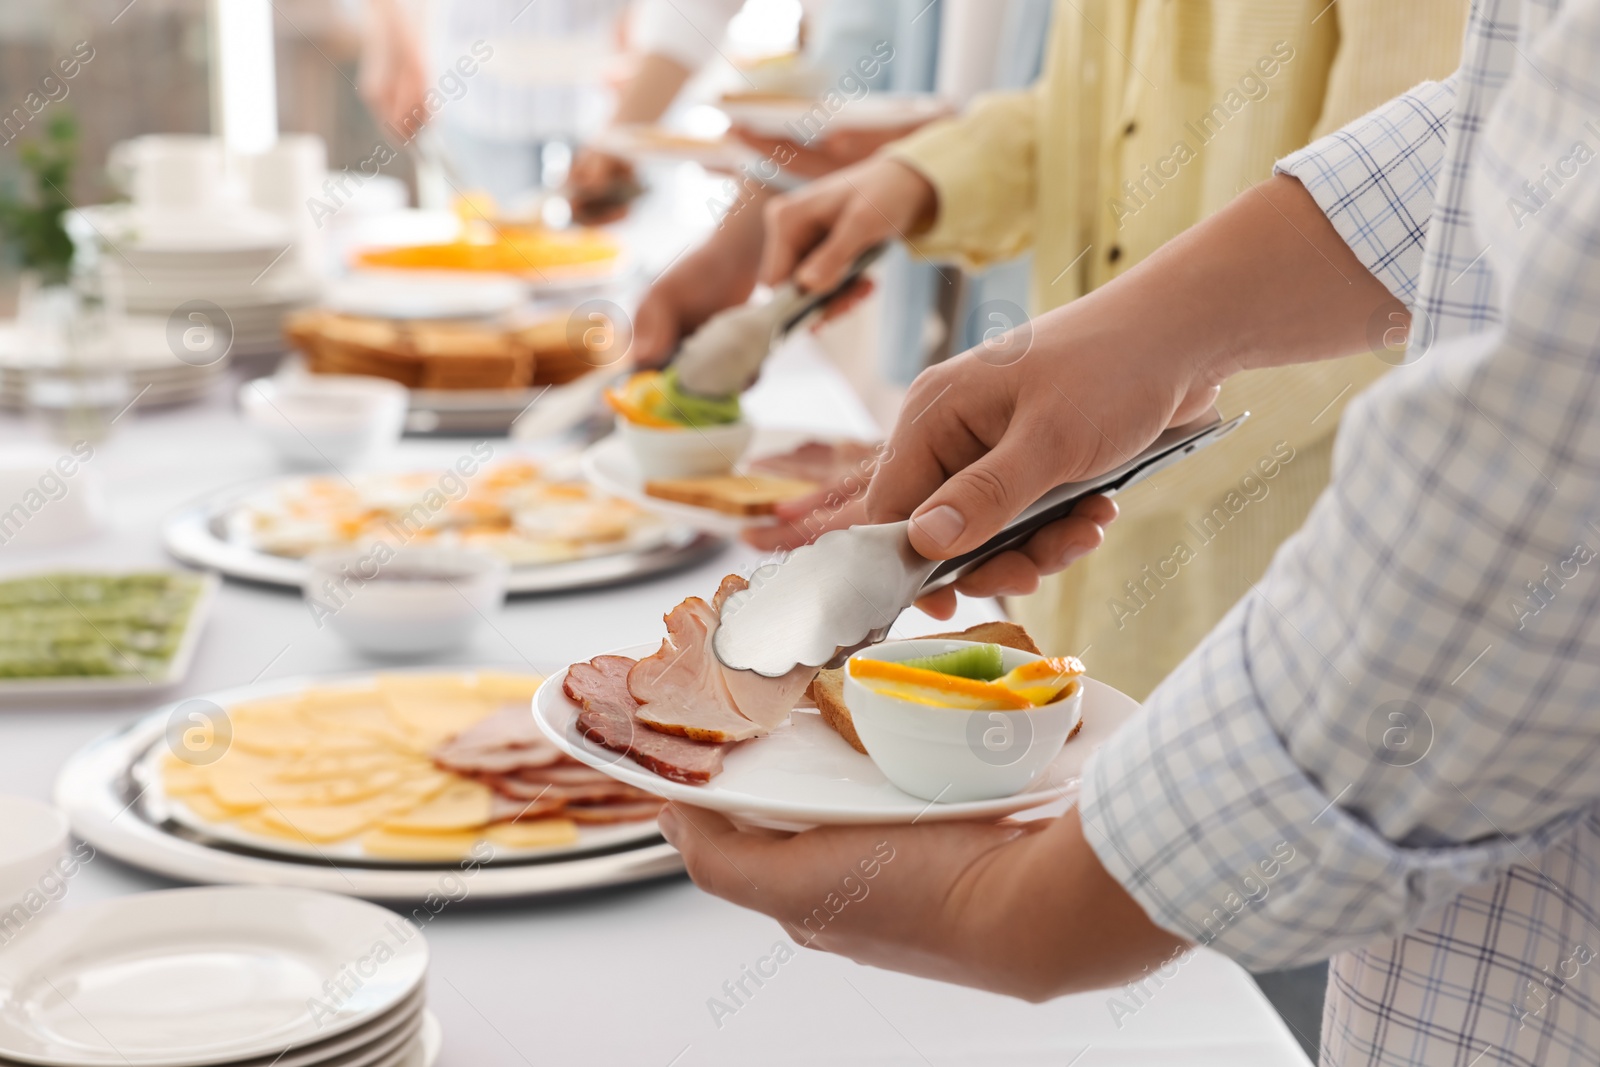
left=671, top=242, right=889, bottom=398
left=714, top=410, right=1249, bottom=677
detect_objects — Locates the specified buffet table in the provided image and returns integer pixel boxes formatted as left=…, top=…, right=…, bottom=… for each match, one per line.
left=0, top=338, right=1311, bottom=1066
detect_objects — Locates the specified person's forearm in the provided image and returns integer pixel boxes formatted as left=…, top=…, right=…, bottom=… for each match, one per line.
left=1062, top=174, right=1403, bottom=396
left=955, top=808, right=1189, bottom=1001
left=612, top=53, right=694, bottom=126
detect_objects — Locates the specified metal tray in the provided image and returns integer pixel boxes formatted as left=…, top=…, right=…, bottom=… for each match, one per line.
left=162, top=482, right=726, bottom=596
left=55, top=707, right=685, bottom=904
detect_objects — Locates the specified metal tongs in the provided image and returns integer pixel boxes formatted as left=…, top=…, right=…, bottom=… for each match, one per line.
left=672, top=243, right=889, bottom=397
left=714, top=410, right=1249, bottom=677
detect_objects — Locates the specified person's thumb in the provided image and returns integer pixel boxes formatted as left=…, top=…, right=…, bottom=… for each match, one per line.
left=793, top=202, right=884, bottom=294
left=904, top=432, right=1062, bottom=560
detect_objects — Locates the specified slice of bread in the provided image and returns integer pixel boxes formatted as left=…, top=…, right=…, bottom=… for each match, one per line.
left=810, top=621, right=1044, bottom=755
left=645, top=474, right=817, bottom=516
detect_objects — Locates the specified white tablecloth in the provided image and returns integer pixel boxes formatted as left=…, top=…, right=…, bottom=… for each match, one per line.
left=0, top=337, right=1311, bottom=1066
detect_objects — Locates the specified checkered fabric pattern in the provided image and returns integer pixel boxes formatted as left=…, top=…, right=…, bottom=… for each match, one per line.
left=1077, top=0, right=1600, bottom=1063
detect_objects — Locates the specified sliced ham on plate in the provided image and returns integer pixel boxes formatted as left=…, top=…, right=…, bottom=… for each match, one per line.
left=627, top=574, right=816, bottom=742
left=564, top=654, right=729, bottom=785
left=747, top=439, right=882, bottom=487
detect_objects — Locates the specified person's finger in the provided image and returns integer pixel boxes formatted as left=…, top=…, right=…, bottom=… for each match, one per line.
left=657, top=803, right=769, bottom=908
left=913, top=586, right=959, bottom=619
left=793, top=199, right=889, bottom=293
left=759, top=185, right=847, bottom=287
left=904, top=426, right=1070, bottom=559
left=813, top=278, right=875, bottom=326
left=629, top=290, right=682, bottom=368
left=947, top=500, right=1117, bottom=599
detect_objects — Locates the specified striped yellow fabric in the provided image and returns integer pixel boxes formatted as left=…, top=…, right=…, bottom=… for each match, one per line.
left=886, top=0, right=1467, bottom=698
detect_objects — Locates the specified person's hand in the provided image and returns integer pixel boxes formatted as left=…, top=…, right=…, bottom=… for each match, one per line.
left=730, top=120, right=936, bottom=182
left=866, top=292, right=1223, bottom=610
left=658, top=804, right=1187, bottom=1000
left=359, top=0, right=431, bottom=136
left=760, top=157, right=938, bottom=292
left=630, top=189, right=773, bottom=368
left=567, top=148, right=641, bottom=225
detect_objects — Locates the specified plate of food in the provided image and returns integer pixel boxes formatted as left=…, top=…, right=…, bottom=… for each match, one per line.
left=353, top=223, right=629, bottom=293
left=164, top=459, right=724, bottom=594
left=0, top=570, right=217, bottom=697
left=57, top=673, right=684, bottom=901
left=140, top=670, right=664, bottom=865
left=716, top=91, right=951, bottom=138
left=534, top=573, right=1141, bottom=830
left=581, top=369, right=886, bottom=535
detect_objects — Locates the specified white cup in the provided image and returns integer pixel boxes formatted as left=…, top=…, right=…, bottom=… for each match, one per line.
left=0, top=797, right=71, bottom=937
left=110, top=135, right=234, bottom=214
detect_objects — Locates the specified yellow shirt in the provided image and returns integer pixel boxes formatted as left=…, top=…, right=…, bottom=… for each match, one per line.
left=886, top=0, right=1467, bottom=698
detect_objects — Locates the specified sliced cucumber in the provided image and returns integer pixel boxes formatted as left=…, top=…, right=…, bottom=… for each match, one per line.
left=901, top=643, right=1005, bottom=681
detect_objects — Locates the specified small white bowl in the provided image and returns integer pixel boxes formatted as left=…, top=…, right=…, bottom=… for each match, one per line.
left=617, top=418, right=753, bottom=480
left=303, top=545, right=509, bottom=657
left=0, top=796, right=71, bottom=921
left=844, top=639, right=1085, bottom=804
left=239, top=374, right=408, bottom=469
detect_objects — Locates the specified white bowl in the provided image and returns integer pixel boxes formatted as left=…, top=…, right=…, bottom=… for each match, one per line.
left=844, top=639, right=1085, bottom=804
left=0, top=796, right=71, bottom=925
left=617, top=418, right=753, bottom=480
left=239, top=374, right=407, bottom=469
left=303, top=545, right=508, bottom=657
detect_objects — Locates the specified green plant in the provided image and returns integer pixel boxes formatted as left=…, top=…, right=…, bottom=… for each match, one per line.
left=0, top=111, right=78, bottom=285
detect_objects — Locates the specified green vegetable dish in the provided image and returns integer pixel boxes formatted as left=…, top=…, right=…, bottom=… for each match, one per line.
left=0, top=572, right=206, bottom=679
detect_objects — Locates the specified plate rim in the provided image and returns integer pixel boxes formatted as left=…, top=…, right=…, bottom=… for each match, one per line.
left=125, top=667, right=666, bottom=867
left=160, top=478, right=726, bottom=595
left=533, top=643, right=1142, bottom=828
left=54, top=700, right=685, bottom=904
left=0, top=885, right=427, bottom=1067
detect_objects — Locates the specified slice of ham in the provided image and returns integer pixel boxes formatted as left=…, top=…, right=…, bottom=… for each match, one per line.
left=626, top=575, right=816, bottom=742
left=488, top=792, right=566, bottom=823
left=432, top=705, right=563, bottom=775
left=567, top=800, right=666, bottom=824
left=748, top=439, right=881, bottom=486
left=563, top=655, right=728, bottom=785
left=628, top=597, right=766, bottom=742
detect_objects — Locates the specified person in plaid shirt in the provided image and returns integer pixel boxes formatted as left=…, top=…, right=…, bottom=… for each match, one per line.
left=660, top=0, right=1600, bottom=1062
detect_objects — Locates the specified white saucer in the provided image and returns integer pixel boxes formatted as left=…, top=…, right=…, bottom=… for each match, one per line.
left=533, top=643, right=1142, bottom=831
left=0, top=887, right=427, bottom=1067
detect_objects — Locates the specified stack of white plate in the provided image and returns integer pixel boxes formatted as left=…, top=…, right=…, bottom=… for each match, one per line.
left=0, top=887, right=440, bottom=1067
left=0, top=317, right=225, bottom=410
left=74, top=204, right=319, bottom=362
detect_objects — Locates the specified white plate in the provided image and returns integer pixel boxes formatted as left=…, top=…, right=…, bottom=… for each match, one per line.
left=126, top=670, right=664, bottom=866
left=55, top=710, right=684, bottom=903
left=590, top=126, right=759, bottom=172
left=581, top=429, right=834, bottom=537
left=0, top=886, right=426, bottom=1067
left=717, top=92, right=949, bottom=137
left=0, top=573, right=217, bottom=700
left=534, top=643, right=1142, bottom=831
left=324, top=272, right=526, bottom=321
left=162, top=481, right=725, bottom=596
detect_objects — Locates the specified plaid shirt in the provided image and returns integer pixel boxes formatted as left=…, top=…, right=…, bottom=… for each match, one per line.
left=1078, top=0, right=1600, bottom=1063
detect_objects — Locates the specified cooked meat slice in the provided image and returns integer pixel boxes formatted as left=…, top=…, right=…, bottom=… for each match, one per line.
left=488, top=792, right=566, bottom=823
left=628, top=597, right=766, bottom=742
left=432, top=705, right=562, bottom=775
left=566, top=800, right=665, bottom=824
left=563, top=655, right=729, bottom=785
left=711, top=573, right=818, bottom=730
left=747, top=439, right=881, bottom=486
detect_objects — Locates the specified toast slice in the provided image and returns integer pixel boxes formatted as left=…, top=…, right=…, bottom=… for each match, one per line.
left=810, top=621, right=1044, bottom=755
left=645, top=474, right=817, bottom=516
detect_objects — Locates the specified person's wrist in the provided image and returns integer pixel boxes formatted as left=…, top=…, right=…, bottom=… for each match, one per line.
left=880, top=158, right=939, bottom=236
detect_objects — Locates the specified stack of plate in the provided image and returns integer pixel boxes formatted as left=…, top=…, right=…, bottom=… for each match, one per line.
left=0, top=887, right=440, bottom=1067
left=0, top=317, right=226, bottom=410
left=74, top=204, right=319, bottom=362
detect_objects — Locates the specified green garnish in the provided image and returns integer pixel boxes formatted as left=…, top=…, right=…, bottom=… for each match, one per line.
left=653, top=367, right=742, bottom=428
left=0, top=572, right=204, bottom=679
left=901, top=643, right=1006, bottom=681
